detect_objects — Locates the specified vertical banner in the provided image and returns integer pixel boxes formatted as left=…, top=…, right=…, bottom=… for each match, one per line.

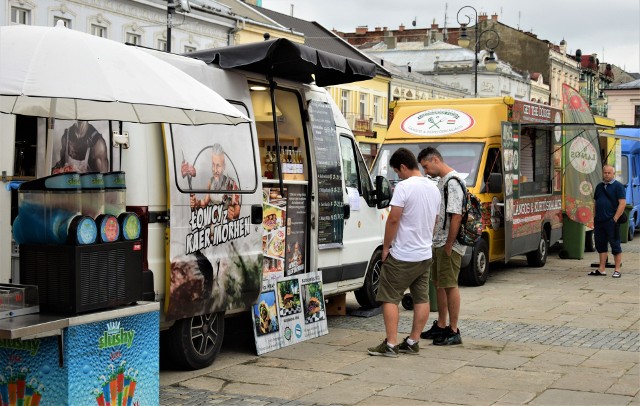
left=501, top=122, right=518, bottom=262
left=562, top=84, right=601, bottom=228
left=252, top=271, right=327, bottom=355
left=308, top=101, right=344, bottom=248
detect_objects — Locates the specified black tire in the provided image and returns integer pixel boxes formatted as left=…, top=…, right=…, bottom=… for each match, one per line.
left=628, top=221, right=635, bottom=241
left=459, top=238, right=489, bottom=286
left=584, top=230, right=595, bottom=252
left=401, top=293, right=414, bottom=310
left=526, top=229, right=549, bottom=267
left=354, top=249, right=382, bottom=309
left=161, top=311, right=225, bottom=370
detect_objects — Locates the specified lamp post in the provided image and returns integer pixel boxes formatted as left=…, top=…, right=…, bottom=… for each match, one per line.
left=457, top=6, right=500, bottom=97
left=166, top=0, right=191, bottom=53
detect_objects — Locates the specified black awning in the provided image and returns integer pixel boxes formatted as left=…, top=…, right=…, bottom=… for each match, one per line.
left=185, top=38, right=377, bottom=87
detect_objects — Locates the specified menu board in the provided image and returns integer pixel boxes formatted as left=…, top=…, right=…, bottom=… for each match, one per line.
left=308, top=101, right=344, bottom=248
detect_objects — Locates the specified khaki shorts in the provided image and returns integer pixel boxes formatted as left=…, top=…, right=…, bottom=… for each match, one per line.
left=432, top=246, right=462, bottom=288
left=376, top=255, right=432, bottom=304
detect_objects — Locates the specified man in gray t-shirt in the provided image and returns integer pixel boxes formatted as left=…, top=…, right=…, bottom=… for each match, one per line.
left=417, top=147, right=466, bottom=346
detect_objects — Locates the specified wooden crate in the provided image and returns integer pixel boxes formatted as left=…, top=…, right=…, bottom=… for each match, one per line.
left=325, top=293, right=347, bottom=316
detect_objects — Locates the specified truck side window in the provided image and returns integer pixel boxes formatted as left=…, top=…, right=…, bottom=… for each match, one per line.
left=339, top=135, right=374, bottom=206
left=483, top=147, right=502, bottom=192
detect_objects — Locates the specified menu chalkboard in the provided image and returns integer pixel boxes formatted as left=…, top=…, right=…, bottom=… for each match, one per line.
left=308, top=101, right=344, bottom=248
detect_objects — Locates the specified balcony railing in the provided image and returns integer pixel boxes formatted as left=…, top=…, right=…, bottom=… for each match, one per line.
left=346, top=114, right=374, bottom=135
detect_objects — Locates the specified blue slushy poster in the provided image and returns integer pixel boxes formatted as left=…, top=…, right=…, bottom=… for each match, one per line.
left=0, top=310, right=159, bottom=405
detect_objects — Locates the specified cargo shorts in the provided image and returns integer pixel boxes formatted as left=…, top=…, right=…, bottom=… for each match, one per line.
left=376, top=255, right=432, bottom=304
left=432, top=246, right=462, bottom=288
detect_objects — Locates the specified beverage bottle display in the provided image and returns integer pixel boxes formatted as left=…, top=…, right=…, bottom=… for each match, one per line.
left=265, top=145, right=272, bottom=164
left=287, top=146, right=292, bottom=163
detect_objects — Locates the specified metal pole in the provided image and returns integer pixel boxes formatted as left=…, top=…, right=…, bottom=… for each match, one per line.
left=474, top=22, right=479, bottom=97
left=167, top=2, right=173, bottom=53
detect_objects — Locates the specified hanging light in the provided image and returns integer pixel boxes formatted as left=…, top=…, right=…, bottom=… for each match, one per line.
left=596, top=92, right=606, bottom=106
left=485, top=50, right=498, bottom=72
left=458, top=24, right=470, bottom=48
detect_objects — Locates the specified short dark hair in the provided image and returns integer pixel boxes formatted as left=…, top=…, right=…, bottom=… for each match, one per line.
left=389, top=148, right=419, bottom=171
left=417, top=147, right=443, bottom=163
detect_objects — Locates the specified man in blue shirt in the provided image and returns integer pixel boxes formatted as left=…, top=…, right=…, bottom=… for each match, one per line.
left=591, top=165, right=626, bottom=278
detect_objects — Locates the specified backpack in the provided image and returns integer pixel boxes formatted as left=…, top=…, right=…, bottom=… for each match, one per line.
left=443, top=176, right=485, bottom=246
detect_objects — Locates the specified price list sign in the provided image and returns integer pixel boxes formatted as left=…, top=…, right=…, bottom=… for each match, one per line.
left=308, top=101, right=344, bottom=248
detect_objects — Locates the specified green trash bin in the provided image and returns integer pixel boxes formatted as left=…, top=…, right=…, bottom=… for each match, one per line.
left=560, top=214, right=586, bottom=259
left=620, top=205, right=633, bottom=243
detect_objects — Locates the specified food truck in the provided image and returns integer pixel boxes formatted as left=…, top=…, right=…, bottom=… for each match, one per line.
left=0, top=39, right=392, bottom=370
left=372, top=97, right=563, bottom=286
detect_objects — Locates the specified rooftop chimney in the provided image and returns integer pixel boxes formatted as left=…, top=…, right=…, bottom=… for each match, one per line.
left=356, top=26, right=368, bottom=35
left=399, top=24, right=405, bottom=31
left=375, top=26, right=382, bottom=32
left=491, top=13, right=498, bottom=21
left=479, top=13, right=488, bottom=22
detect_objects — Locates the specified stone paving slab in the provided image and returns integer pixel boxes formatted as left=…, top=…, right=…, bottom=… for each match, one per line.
left=160, top=241, right=640, bottom=405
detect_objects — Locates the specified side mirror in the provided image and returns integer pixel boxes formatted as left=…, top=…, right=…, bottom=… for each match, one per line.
left=488, top=173, right=503, bottom=193
left=375, top=176, right=392, bottom=209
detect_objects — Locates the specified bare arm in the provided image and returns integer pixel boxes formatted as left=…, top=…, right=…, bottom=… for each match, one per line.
left=382, top=205, right=403, bottom=262
left=614, top=198, right=626, bottom=222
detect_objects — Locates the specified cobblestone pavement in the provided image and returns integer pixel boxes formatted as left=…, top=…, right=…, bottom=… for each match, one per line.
left=161, top=240, right=640, bottom=405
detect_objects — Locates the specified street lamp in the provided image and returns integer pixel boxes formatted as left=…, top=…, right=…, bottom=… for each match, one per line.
left=457, top=6, right=500, bottom=97
left=167, top=0, right=191, bottom=53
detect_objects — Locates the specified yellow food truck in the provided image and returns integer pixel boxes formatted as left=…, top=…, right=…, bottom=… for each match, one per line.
left=372, top=97, right=564, bottom=285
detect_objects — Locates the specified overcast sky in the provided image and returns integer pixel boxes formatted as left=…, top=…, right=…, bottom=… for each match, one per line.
left=262, top=0, right=640, bottom=73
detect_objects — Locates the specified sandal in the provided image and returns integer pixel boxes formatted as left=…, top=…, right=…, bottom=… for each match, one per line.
left=587, top=270, right=606, bottom=276
left=612, top=271, right=621, bottom=278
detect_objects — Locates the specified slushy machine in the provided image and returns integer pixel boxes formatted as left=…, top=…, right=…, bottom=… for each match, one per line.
left=13, top=171, right=143, bottom=315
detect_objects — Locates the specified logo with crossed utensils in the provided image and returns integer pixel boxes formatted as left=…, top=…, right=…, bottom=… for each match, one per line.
left=428, top=116, right=444, bottom=129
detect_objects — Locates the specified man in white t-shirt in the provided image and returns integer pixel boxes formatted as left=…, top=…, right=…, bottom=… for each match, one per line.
left=368, top=148, right=440, bottom=357
left=418, top=147, right=466, bottom=346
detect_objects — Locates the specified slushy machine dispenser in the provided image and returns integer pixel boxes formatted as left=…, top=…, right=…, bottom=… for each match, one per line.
left=15, top=171, right=143, bottom=315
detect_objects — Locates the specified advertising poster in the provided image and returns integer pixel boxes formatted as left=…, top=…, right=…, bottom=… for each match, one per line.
left=163, top=121, right=262, bottom=321
left=262, top=187, right=287, bottom=279
left=46, top=119, right=112, bottom=175
left=284, top=184, right=307, bottom=276
left=252, top=272, right=327, bottom=355
left=0, top=311, right=159, bottom=405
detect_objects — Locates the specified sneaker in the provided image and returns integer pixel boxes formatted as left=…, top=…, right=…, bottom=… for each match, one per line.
left=420, top=320, right=447, bottom=339
left=612, top=270, right=621, bottom=278
left=368, top=339, right=399, bottom=357
left=398, top=336, right=419, bottom=355
left=433, top=327, right=462, bottom=346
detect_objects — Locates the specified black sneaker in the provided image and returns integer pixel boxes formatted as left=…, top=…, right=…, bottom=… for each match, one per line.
left=433, top=327, right=462, bottom=346
left=420, top=320, right=447, bottom=339
left=398, top=336, right=419, bottom=354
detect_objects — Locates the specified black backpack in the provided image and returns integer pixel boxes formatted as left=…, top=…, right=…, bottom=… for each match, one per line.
left=443, top=177, right=485, bottom=246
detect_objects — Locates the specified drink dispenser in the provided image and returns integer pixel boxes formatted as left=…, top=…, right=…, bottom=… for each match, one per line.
left=103, top=171, right=126, bottom=216
left=80, top=172, right=105, bottom=218
left=12, top=172, right=82, bottom=244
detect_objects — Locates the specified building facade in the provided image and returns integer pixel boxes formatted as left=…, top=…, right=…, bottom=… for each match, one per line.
left=2, top=0, right=245, bottom=53
left=604, top=79, right=640, bottom=126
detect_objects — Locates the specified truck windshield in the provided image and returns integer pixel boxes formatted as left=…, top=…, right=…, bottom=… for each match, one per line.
left=371, top=142, right=484, bottom=187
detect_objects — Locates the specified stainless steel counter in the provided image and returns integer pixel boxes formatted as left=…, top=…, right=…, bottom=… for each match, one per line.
left=0, top=301, right=159, bottom=340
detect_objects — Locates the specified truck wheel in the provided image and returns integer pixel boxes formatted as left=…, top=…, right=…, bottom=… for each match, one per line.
left=526, top=229, right=549, bottom=267
left=161, top=311, right=224, bottom=370
left=584, top=230, right=595, bottom=252
left=354, top=249, right=382, bottom=309
left=628, top=220, right=635, bottom=241
left=459, top=238, right=489, bottom=286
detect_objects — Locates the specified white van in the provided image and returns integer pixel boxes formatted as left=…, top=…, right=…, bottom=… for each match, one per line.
left=0, top=39, right=392, bottom=370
